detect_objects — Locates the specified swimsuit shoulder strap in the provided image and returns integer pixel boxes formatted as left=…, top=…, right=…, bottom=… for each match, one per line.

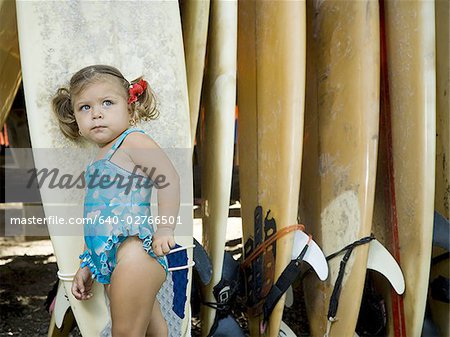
left=104, top=128, right=146, bottom=161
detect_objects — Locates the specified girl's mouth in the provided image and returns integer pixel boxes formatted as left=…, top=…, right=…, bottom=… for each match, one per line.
left=91, top=126, right=106, bottom=131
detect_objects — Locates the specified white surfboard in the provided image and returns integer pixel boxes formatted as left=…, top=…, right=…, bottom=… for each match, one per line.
left=15, top=1, right=193, bottom=336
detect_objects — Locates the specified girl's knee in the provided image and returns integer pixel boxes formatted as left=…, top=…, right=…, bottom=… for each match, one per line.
left=145, top=322, right=168, bottom=337
left=112, top=323, right=147, bottom=337
left=145, top=302, right=168, bottom=337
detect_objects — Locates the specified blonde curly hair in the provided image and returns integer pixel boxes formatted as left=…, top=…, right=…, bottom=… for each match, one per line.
left=52, top=65, right=159, bottom=139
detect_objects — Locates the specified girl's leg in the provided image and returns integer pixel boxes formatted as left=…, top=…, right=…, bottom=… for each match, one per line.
left=145, top=300, right=168, bottom=337
left=109, top=236, right=166, bottom=337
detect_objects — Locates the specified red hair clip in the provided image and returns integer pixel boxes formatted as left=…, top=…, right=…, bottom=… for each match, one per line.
left=128, top=79, right=148, bottom=104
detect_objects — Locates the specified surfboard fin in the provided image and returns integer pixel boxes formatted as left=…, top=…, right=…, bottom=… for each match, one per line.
left=279, top=321, right=297, bottom=337
left=355, top=239, right=406, bottom=336
left=291, top=230, right=328, bottom=281
left=53, top=280, right=72, bottom=329
left=284, top=231, right=328, bottom=309
left=366, top=239, right=405, bottom=295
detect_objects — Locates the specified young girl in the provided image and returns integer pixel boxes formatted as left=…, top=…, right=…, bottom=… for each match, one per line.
left=52, top=64, right=180, bottom=337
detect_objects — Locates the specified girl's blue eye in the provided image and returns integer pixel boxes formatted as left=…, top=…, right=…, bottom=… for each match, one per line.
left=80, top=105, right=90, bottom=111
left=103, top=100, right=113, bottom=107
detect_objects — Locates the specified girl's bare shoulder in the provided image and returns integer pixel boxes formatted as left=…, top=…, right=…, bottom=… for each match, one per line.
left=122, top=131, right=161, bottom=150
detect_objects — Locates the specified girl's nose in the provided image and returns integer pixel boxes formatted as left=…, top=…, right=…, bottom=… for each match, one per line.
left=92, top=106, right=103, bottom=119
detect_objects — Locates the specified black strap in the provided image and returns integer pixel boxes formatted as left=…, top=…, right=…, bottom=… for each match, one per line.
left=262, top=240, right=310, bottom=324
left=327, top=235, right=375, bottom=320
left=328, top=247, right=354, bottom=319
left=244, top=206, right=264, bottom=307
left=326, top=235, right=375, bottom=262
left=243, top=206, right=278, bottom=309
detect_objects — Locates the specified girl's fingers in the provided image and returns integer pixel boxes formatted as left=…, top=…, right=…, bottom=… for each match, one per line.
left=153, top=242, right=162, bottom=256
left=72, top=285, right=82, bottom=300
left=161, top=241, right=170, bottom=254
left=157, top=244, right=165, bottom=256
left=72, top=278, right=94, bottom=300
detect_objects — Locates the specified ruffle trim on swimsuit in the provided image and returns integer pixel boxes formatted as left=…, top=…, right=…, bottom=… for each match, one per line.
left=103, top=230, right=162, bottom=261
left=80, top=228, right=169, bottom=284
left=79, top=250, right=110, bottom=283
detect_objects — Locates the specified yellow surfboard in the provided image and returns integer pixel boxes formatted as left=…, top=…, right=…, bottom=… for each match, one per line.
left=0, top=0, right=21, bottom=126
left=199, top=0, right=237, bottom=335
left=299, top=1, right=380, bottom=336
left=238, top=1, right=306, bottom=336
left=180, top=0, right=210, bottom=148
left=372, top=1, right=436, bottom=336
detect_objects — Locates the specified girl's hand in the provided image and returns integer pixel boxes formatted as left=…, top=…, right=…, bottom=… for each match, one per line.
left=72, top=266, right=94, bottom=301
left=152, top=228, right=176, bottom=256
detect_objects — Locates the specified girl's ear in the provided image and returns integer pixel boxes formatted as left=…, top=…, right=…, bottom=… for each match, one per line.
left=128, top=108, right=137, bottom=125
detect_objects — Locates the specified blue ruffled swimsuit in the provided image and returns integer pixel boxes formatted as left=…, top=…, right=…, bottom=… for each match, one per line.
left=79, top=128, right=168, bottom=284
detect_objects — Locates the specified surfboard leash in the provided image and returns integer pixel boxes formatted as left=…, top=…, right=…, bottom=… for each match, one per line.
left=324, top=235, right=375, bottom=337
left=259, top=234, right=312, bottom=334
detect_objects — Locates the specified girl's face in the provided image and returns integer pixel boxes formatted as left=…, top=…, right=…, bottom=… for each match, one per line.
left=73, top=76, right=131, bottom=146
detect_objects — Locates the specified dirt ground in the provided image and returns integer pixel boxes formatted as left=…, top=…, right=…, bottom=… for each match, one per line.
left=0, top=237, right=62, bottom=337
left=0, top=237, right=310, bottom=337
